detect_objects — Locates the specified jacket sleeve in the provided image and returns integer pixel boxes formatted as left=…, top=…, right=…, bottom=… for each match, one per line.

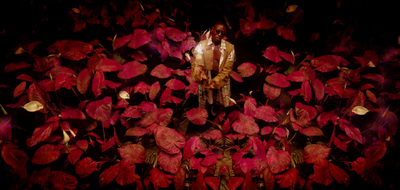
left=212, top=47, right=235, bottom=89
left=191, top=43, right=205, bottom=83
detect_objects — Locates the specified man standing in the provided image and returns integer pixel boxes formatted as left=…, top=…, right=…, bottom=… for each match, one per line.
left=191, top=21, right=236, bottom=113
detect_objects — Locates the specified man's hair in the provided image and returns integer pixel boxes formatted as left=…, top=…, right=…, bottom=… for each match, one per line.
left=213, top=20, right=226, bottom=28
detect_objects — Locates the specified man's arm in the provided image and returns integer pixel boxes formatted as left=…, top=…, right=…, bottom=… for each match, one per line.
left=191, top=43, right=208, bottom=83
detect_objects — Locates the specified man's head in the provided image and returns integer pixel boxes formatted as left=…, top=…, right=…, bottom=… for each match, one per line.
left=211, top=21, right=227, bottom=45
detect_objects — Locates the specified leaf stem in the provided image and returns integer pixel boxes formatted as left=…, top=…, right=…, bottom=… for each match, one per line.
left=0, top=104, right=7, bottom=115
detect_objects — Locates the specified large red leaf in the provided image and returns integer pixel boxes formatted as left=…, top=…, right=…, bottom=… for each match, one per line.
left=228, top=177, right=244, bottom=190
left=237, top=62, right=257, bottom=77
left=262, top=46, right=282, bottom=63
left=286, top=71, right=306, bottom=82
left=262, top=166, right=276, bottom=190
left=91, top=70, right=106, bottom=98
left=99, top=163, right=120, bottom=187
left=311, top=55, right=341, bottom=72
left=31, top=144, right=61, bottom=165
left=183, top=136, right=201, bottom=160
left=118, top=144, right=146, bottom=164
left=317, top=111, right=338, bottom=128
left=165, top=27, right=187, bottom=42
left=232, top=113, right=259, bottom=135
left=150, top=64, right=173, bottom=79
left=263, top=83, right=281, bottom=99
left=292, top=102, right=317, bottom=127
left=1, top=143, right=28, bottom=171
left=158, top=151, right=182, bottom=174
left=266, top=146, right=291, bottom=174
left=329, top=163, right=349, bottom=186
left=303, top=144, right=331, bottom=164
left=266, top=73, right=290, bottom=88
left=4, top=61, right=31, bottom=72
left=166, top=79, right=186, bottom=90
left=180, top=36, right=197, bottom=53
left=339, top=119, right=363, bottom=144
left=113, top=34, right=133, bottom=51
left=116, top=160, right=140, bottom=186
left=173, top=167, right=186, bottom=190
left=99, top=59, right=121, bottom=72
left=118, top=61, right=148, bottom=79
left=76, top=68, right=92, bottom=94
left=205, top=177, right=220, bottom=190
left=55, top=40, right=93, bottom=61
left=75, top=157, right=98, bottom=178
left=255, top=105, right=278, bottom=122
left=30, top=117, right=59, bottom=147
left=309, top=160, right=333, bottom=186
left=133, top=81, right=150, bottom=95
left=149, top=81, right=161, bottom=101
left=276, top=168, right=299, bottom=189
left=48, top=171, right=78, bottom=190
left=160, top=87, right=173, bottom=106
left=155, top=126, right=185, bottom=154
left=68, top=149, right=83, bottom=165
left=60, top=108, right=86, bottom=120
left=279, top=50, right=295, bottom=64
left=149, top=168, right=174, bottom=189
left=244, top=97, right=257, bottom=117
left=85, top=96, right=112, bottom=121
left=276, top=25, right=295, bottom=41
left=127, top=29, right=152, bottom=49
left=186, top=108, right=208, bottom=125
left=121, top=106, right=143, bottom=118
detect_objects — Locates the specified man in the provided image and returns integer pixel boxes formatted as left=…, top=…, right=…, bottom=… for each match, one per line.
left=191, top=21, right=236, bottom=112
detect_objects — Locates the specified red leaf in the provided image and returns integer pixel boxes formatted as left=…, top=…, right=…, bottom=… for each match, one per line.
left=75, top=157, right=98, bottom=178
left=160, top=87, right=172, bottom=106
left=85, top=96, right=112, bottom=121
left=118, top=144, right=146, bottom=164
left=122, top=106, right=142, bottom=118
left=266, top=73, right=290, bottom=88
left=228, top=177, right=244, bottom=190
left=262, top=46, right=282, bottom=63
left=30, top=117, right=59, bottom=147
left=239, top=18, right=258, bottom=36
left=125, top=127, right=148, bottom=136
left=300, top=127, right=324, bottom=136
left=263, top=83, right=281, bottom=99
left=99, top=163, right=120, bottom=187
left=149, top=81, right=161, bottom=101
left=0, top=116, right=12, bottom=141
left=116, top=160, right=140, bottom=186
left=48, top=171, right=78, bottom=190
left=16, top=74, right=34, bottom=82
left=139, top=101, right=157, bottom=112
left=75, top=140, right=88, bottom=152
left=105, top=80, right=121, bottom=89
left=99, top=59, right=121, bottom=72
left=232, top=113, right=259, bottom=135
left=332, top=136, right=348, bottom=152
left=287, top=71, right=306, bottom=82
left=244, top=97, right=257, bottom=117
left=31, top=144, right=61, bottom=165
left=68, top=149, right=83, bottom=165
left=266, top=146, right=291, bottom=174
left=279, top=50, right=295, bottom=64
left=92, top=70, right=106, bottom=97
left=77, top=68, right=92, bottom=94
left=313, top=79, right=325, bottom=101
left=165, top=27, right=187, bottom=42
left=155, top=126, right=185, bottom=154
left=1, top=143, right=28, bottom=171
left=100, top=136, right=117, bottom=152
left=276, top=168, right=299, bottom=189
left=339, top=119, right=363, bottom=144
left=255, top=105, right=278, bottom=122
left=309, top=160, right=333, bottom=186
left=150, top=64, right=173, bottom=78
left=361, top=73, right=384, bottom=84
left=60, top=108, right=86, bottom=120
left=180, top=36, right=197, bottom=53
left=55, top=40, right=93, bottom=61
left=13, top=81, right=26, bottom=98
left=173, top=167, right=186, bottom=190
left=150, top=168, right=174, bottom=189
left=183, top=136, right=201, bottom=160
left=317, top=111, right=338, bottom=128
left=113, top=34, right=132, bottom=51
left=311, top=55, right=341, bottom=72
left=262, top=166, right=275, bottom=190
left=201, top=154, right=220, bottom=167
left=292, top=102, right=317, bottom=127
left=365, top=90, right=377, bottom=103
left=4, top=61, right=31, bottom=72
left=155, top=27, right=165, bottom=41
left=329, top=163, right=349, bottom=186
left=303, top=144, right=331, bottom=164
left=134, top=81, right=150, bottom=95
left=261, top=126, right=273, bottom=135
left=201, top=129, right=223, bottom=140
left=127, top=29, right=152, bottom=49
left=237, top=62, right=257, bottom=77
left=158, top=151, right=182, bottom=174
left=118, top=61, right=148, bottom=79
left=205, top=177, right=220, bottom=190
left=166, top=79, right=186, bottom=90
left=364, top=140, right=387, bottom=162
left=301, top=80, right=312, bottom=102
left=230, top=71, right=244, bottom=82
left=276, top=25, right=295, bottom=41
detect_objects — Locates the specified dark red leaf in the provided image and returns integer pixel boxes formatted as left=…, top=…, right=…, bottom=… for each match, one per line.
left=149, top=81, right=161, bottom=101
left=158, top=151, right=182, bottom=174
left=48, top=171, right=78, bottom=190
left=361, top=73, right=384, bottom=84
left=0, top=116, right=12, bottom=141
left=166, top=79, right=186, bottom=90
left=105, top=80, right=121, bottom=89
left=99, top=59, right=121, bottom=72
left=4, top=61, right=31, bottom=72
left=228, top=177, right=244, bottom=190
left=116, top=160, right=140, bottom=186
left=68, top=149, right=83, bottom=165
left=31, top=144, right=61, bottom=165
left=230, top=70, right=244, bottom=82
left=244, top=97, right=257, bottom=117
left=122, top=106, right=142, bottom=118
left=92, top=70, right=106, bottom=97
left=160, top=87, right=173, bottom=106
left=266, top=146, right=291, bottom=174
left=276, top=168, right=299, bottom=189
left=113, top=34, right=133, bottom=51
left=255, top=105, right=278, bottom=122
left=239, top=18, right=258, bottom=36
left=329, top=163, right=349, bottom=186
left=149, top=168, right=173, bottom=189
left=237, top=62, right=257, bottom=77
left=261, top=126, right=273, bottom=135
left=262, top=166, right=275, bottom=190
left=125, top=127, right=148, bottom=136
left=317, top=111, right=338, bottom=128
left=16, top=74, right=34, bottom=82
left=309, top=160, right=333, bottom=186
left=301, top=80, right=312, bottom=102
left=313, top=79, right=325, bottom=101
left=286, top=71, right=306, bottom=82
left=100, top=136, right=117, bottom=152
left=303, top=144, right=331, bottom=164
left=75, top=157, right=98, bottom=178
left=300, top=127, right=324, bottom=136
left=262, top=46, right=282, bottom=63
left=118, top=144, right=146, bottom=164
left=279, top=50, right=295, bottom=64
left=1, top=143, right=28, bottom=171
left=263, top=83, right=281, bottom=99
left=205, top=177, right=220, bottom=190
left=276, top=25, right=295, bottom=41
left=30, top=117, right=59, bottom=147
left=232, top=113, right=259, bottom=135
left=150, top=64, right=173, bottom=79
left=99, top=163, right=120, bottom=187
left=339, top=119, right=363, bottom=144
left=365, top=90, right=377, bottom=103
left=155, top=126, right=185, bottom=154
left=77, top=68, right=92, bottom=94
left=332, top=136, right=348, bottom=152
left=85, top=96, right=112, bottom=121
left=364, top=140, right=387, bottom=162
left=118, top=61, right=148, bottom=79
left=180, top=36, right=197, bottom=53
left=165, top=27, right=187, bottom=42
left=311, top=55, right=341, bottom=72
left=13, top=81, right=26, bottom=98
left=173, top=167, right=186, bottom=190
left=60, top=108, right=86, bottom=120
left=127, top=29, right=152, bottom=49
left=183, top=136, right=201, bottom=160
left=266, top=73, right=290, bottom=88
left=55, top=40, right=93, bottom=61
left=139, top=101, right=157, bottom=112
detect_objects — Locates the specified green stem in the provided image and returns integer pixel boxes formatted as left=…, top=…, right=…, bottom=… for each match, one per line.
left=0, top=104, right=7, bottom=115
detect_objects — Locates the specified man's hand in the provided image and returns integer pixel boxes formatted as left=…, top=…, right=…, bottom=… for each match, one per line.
left=205, top=80, right=217, bottom=89
left=200, top=71, right=208, bottom=80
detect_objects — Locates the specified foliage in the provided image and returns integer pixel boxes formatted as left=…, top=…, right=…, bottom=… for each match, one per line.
left=1, top=0, right=400, bottom=190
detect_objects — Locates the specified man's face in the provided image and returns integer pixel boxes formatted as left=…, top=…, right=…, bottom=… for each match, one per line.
left=211, top=24, right=226, bottom=45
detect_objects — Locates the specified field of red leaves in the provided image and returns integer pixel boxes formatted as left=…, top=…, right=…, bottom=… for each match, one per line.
left=1, top=0, right=400, bottom=190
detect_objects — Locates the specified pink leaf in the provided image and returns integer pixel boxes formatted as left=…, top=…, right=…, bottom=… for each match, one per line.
left=160, top=87, right=172, bottom=106
left=127, top=29, right=152, bottom=49
left=138, top=101, right=157, bottom=112
left=4, top=61, right=31, bottom=72
left=300, top=127, right=324, bottom=136
left=286, top=71, right=306, bottom=82
left=75, top=157, right=98, bottom=178
left=244, top=97, right=257, bottom=117
left=279, top=50, right=295, bottom=64
left=166, top=79, right=186, bottom=90
left=158, top=151, right=182, bottom=174
left=118, top=61, right=148, bottom=79
left=31, top=144, right=61, bottom=165
left=311, top=55, right=341, bottom=72
left=118, top=144, right=146, bottom=164
left=134, top=81, right=150, bottom=94
left=303, top=144, right=331, bottom=164
left=230, top=71, right=244, bottom=82
left=150, top=64, right=173, bottom=78
left=165, top=27, right=187, bottom=42
left=85, top=96, right=112, bottom=121
left=262, top=46, right=282, bottom=63
left=255, top=106, right=278, bottom=122
left=261, top=126, right=273, bottom=135
left=149, top=168, right=173, bottom=189
left=266, top=146, right=291, bottom=174
left=276, top=168, right=299, bottom=189
left=77, top=68, right=92, bottom=94
left=149, top=81, right=161, bottom=101
left=263, top=83, right=281, bottom=99
left=237, top=62, right=257, bottom=77
left=60, top=108, right=86, bottom=120
left=232, top=113, right=259, bottom=135
left=183, top=136, right=201, bottom=160
left=155, top=126, right=185, bottom=154
left=266, top=73, right=290, bottom=88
